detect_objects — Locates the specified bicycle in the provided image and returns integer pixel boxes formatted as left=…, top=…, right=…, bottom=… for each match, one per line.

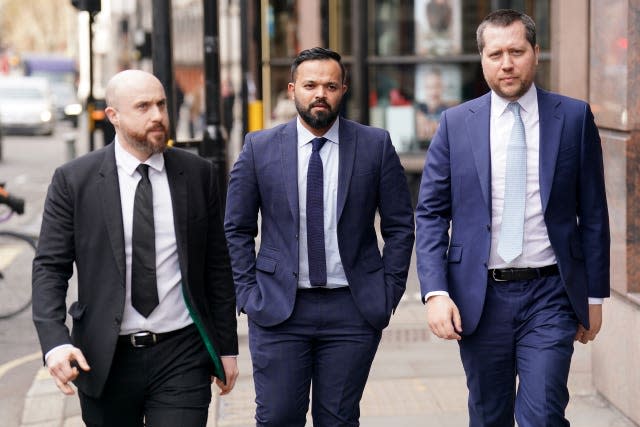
left=0, top=183, right=37, bottom=320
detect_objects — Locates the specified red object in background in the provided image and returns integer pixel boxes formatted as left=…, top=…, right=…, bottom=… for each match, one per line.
left=389, top=88, right=411, bottom=106
left=0, top=55, right=9, bottom=74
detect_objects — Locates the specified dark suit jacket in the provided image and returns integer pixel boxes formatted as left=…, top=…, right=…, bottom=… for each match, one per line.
left=224, top=117, right=415, bottom=331
left=32, top=143, right=238, bottom=398
left=416, top=88, right=610, bottom=335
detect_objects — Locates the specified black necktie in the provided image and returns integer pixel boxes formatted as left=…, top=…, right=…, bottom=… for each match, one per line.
left=131, top=164, right=159, bottom=317
left=307, top=137, right=327, bottom=287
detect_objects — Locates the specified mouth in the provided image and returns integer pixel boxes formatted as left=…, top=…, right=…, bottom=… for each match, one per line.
left=311, top=102, right=330, bottom=110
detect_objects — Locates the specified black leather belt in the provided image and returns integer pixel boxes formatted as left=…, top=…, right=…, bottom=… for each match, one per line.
left=488, top=264, right=559, bottom=282
left=118, top=324, right=194, bottom=348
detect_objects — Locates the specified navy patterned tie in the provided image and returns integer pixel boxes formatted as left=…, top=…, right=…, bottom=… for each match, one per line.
left=307, top=137, right=327, bottom=286
left=131, top=164, right=159, bottom=317
left=497, top=102, right=527, bottom=263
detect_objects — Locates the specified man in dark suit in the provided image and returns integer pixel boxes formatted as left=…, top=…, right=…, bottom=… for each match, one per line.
left=32, top=69, right=238, bottom=426
left=224, top=47, right=415, bottom=426
left=415, top=10, right=610, bottom=427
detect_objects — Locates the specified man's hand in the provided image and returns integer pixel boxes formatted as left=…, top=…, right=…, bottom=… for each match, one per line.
left=426, top=295, right=462, bottom=340
left=575, top=304, right=603, bottom=344
left=213, top=357, right=239, bottom=396
left=46, top=347, right=91, bottom=395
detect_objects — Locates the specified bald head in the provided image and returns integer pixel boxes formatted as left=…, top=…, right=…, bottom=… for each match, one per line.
left=104, top=69, right=170, bottom=161
left=105, top=69, right=166, bottom=109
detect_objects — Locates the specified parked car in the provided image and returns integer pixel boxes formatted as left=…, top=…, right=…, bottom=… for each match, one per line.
left=0, top=76, right=55, bottom=135
left=50, top=81, right=82, bottom=127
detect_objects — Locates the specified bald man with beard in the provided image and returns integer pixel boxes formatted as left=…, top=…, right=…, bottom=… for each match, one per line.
left=32, top=69, right=238, bottom=427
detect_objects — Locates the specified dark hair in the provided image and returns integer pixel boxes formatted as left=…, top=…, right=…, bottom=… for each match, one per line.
left=290, top=47, right=347, bottom=84
left=476, top=9, right=536, bottom=53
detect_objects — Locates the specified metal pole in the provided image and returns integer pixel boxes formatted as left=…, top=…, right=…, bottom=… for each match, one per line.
left=152, top=0, right=177, bottom=141
left=351, top=0, right=369, bottom=124
left=88, top=11, right=95, bottom=151
left=240, top=0, right=249, bottom=137
left=202, top=0, right=227, bottom=205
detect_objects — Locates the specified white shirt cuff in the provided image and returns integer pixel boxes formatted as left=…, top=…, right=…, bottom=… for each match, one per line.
left=44, top=344, right=75, bottom=366
left=424, top=290, right=450, bottom=302
left=588, top=297, right=604, bottom=305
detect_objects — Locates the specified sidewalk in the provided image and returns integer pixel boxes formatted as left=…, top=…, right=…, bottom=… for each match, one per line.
left=19, top=296, right=638, bottom=426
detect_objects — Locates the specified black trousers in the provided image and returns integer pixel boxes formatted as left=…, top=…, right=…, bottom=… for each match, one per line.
left=79, top=324, right=213, bottom=427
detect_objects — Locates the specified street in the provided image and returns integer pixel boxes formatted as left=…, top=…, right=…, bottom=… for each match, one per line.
left=0, top=121, right=83, bottom=427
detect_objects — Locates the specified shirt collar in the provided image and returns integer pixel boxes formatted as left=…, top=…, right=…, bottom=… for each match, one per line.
left=114, top=135, right=165, bottom=177
left=491, top=83, right=538, bottom=119
left=296, top=116, right=340, bottom=148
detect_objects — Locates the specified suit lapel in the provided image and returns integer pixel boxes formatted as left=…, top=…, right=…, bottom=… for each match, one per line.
left=466, top=94, right=492, bottom=210
left=281, top=121, right=300, bottom=223
left=537, top=89, right=563, bottom=213
left=99, top=143, right=126, bottom=284
left=165, top=149, right=189, bottom=280
left=337, top=118, right=356, bottom=220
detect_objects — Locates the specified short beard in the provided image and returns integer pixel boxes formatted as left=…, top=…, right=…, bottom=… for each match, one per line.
left=295, top=99, right=340, bottom=130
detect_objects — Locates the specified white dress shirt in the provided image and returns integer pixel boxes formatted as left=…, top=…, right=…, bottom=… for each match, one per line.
left=114, top=138, right=192, bottom=334
left=488, top=84, right=556, bottom=269
left=296, top=118, right=349, bottom=289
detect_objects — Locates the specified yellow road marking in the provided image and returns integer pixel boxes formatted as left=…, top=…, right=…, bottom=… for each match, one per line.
left=0, top=352, right=42, bottom=380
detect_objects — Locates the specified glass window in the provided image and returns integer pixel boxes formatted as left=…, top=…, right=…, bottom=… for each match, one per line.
left=267, top=1, right=299, bottom=59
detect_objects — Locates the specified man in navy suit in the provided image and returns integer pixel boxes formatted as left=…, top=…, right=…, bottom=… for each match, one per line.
left=225, top=47, right=415, bottom=426
left=415, top=10, right=609, bottom=426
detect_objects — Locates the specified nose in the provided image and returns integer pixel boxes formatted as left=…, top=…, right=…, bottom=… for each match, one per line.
left=150, top=104, right=164, bottom=121
left=314, top=86, right=326, bottom=99
left=501, top=53, right=514, bottom=69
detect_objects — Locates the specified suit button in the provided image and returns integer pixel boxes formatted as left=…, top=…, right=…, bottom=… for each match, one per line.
left=486, top=224, right=491, bottom=231
left=293, top=272, right=298, bottom=278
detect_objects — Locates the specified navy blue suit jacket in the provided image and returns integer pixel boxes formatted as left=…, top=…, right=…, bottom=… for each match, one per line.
left=415, top=88, right=610, bottom=335
left=224, top=117, right=415, bottom=331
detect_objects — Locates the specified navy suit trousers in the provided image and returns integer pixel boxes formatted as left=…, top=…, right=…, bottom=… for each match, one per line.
left=248, top=287, right=382, bottom=427
left=458, top=275, right=578, bottom=427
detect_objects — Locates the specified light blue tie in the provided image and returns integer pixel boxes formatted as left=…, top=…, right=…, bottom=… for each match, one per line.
left=497, top=102, right=526, bottom=263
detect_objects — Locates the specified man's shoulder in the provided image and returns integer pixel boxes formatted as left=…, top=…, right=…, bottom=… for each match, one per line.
left=57, top=143, right=112, bottom=174
left=245, top=121, right=291, bottom=143
left=339, top=117, right=389, bottom=138
left=442, top=93, right=491, bottom=118
left=537, top=87, right=589, bottom=110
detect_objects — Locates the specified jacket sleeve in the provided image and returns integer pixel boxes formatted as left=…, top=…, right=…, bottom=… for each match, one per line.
left=378, top=131, right=416, bottom=309
left=415, top=110, right=453, bottom=298
left=32, top=167, right=76, bottom=358
left=224, top=135, right=260, bottom=314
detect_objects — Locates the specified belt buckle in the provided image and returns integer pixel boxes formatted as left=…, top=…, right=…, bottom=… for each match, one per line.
left=130, top=331, right=156, bottom=348
left=491, top=269, right=509, bottom=282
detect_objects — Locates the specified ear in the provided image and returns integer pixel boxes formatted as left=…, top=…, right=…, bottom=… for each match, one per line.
left=104, top=106, right=118, bottom=126
left=287, top=82, right=295, bottom=99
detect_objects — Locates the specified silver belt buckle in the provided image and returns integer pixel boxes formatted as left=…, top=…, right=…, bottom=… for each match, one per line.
left=491, top=269, right=508, bottom=282
left=130, top=331, right=156, bottom=347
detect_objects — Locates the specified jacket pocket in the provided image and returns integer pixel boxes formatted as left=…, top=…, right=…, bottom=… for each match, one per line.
left=256, top=246, right=279, bottom=274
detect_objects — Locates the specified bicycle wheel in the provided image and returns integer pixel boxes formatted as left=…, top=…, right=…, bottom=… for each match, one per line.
left=0, top=231, right=37, bottom=320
